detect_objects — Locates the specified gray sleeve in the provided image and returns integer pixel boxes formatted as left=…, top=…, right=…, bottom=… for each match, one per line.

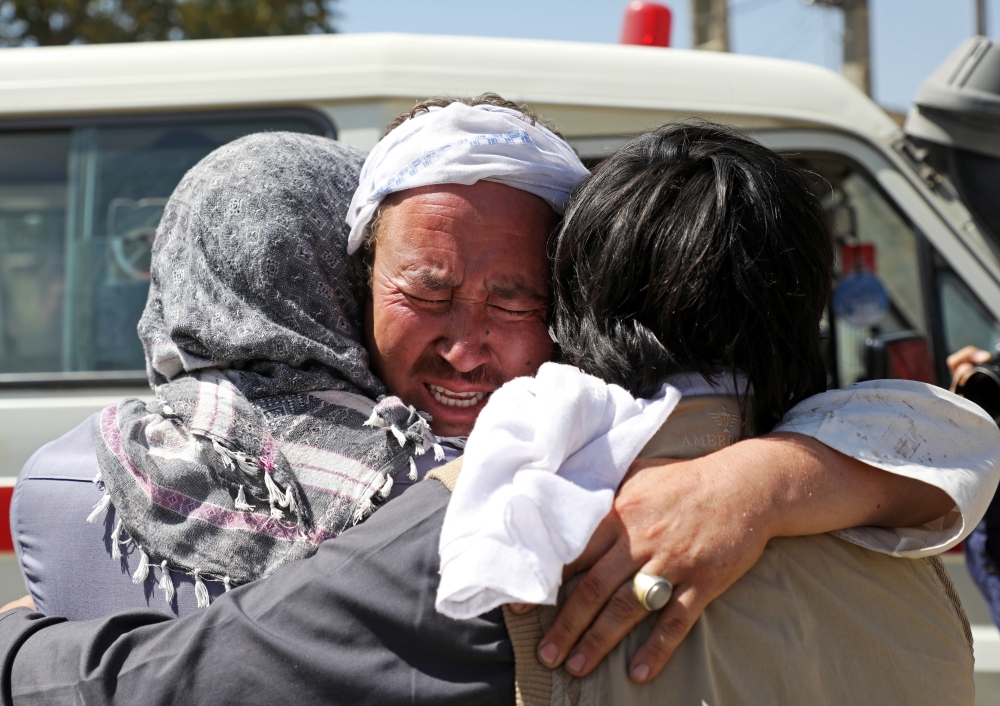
left=0, top=480, right=514, bottom=706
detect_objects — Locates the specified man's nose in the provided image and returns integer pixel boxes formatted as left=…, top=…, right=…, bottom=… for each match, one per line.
left=434, top=308, right=492, bottom=373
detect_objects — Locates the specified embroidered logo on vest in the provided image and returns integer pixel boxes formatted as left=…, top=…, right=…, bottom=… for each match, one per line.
left=709, top=405, right=737, bottom=431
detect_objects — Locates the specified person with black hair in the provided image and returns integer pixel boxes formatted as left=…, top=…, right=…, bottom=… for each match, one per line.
left=553, top=120, right=831, bottom=436
left=448, top=121, right=987, bottom=703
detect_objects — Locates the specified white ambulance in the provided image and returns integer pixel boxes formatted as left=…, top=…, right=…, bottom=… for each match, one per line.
left=1, top=30, right=999, bottom=693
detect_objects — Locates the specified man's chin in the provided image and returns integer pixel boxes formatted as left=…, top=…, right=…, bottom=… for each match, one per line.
left=426, top=406, right=481, bottom=438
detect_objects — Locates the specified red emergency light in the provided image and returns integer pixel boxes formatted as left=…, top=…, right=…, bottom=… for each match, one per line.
left=620, top=2, right=672, bottom=48
left=840, top=242, right=876, bottom=275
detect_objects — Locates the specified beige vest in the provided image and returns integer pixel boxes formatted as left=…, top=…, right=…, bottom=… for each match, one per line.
left=428, top=395, right=975, bottom=706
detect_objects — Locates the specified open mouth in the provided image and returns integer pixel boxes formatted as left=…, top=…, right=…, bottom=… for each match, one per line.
left=427, top=384, right=490, bottom=408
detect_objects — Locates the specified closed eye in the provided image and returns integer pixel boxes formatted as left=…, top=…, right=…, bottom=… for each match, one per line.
left=407, top=293, right=450, bottom=308
left=489, top=303, right=542, bottom=320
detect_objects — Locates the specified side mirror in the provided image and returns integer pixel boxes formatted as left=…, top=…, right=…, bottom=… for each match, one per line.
left=862, top=330, right=936, bottom=384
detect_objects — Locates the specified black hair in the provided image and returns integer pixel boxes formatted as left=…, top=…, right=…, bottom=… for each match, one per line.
left=552, top=121, right=833, bottom=435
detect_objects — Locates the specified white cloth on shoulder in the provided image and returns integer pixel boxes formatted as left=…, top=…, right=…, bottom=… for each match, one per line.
left=774, top=379, right=1000, bottom=557
left=345, top=102, right=590, bottom=254
left=435, top=362, right=681, bottom=620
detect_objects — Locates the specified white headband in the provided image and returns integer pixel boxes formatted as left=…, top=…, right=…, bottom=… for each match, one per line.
left=345, top=102, right=590, bottom=254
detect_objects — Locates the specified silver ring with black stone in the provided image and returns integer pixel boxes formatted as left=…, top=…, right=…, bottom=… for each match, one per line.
left=632, top=572, right=673, bottom=611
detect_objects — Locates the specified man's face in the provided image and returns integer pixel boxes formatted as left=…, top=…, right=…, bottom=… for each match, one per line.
left=365, top=181, right=557, bottom=437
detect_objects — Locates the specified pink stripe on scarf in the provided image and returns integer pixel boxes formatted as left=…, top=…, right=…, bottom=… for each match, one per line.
left=100, top=405, right=323, bottom=545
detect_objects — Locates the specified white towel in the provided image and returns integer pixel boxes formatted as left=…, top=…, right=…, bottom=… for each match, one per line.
left=345, top=102, right=590, bottom=254
left=435, top=362, right=681, bottom=620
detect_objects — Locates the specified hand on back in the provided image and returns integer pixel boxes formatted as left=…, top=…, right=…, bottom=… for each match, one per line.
left=514, top=433, right=955, bottom=683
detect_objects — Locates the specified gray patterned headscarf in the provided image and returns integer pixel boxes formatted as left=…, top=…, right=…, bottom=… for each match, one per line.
left=92, top=132, right=440, bottom=606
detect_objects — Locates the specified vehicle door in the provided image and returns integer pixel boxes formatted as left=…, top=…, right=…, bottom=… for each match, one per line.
left=760, top=130, right=1000, bottom=391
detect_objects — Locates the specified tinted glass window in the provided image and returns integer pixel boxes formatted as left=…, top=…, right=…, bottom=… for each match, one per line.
left=0, top=131, right=70, bottom=374
left=794, top=155, right=930, bottom=387
left=0, top=116, right=327, bottom=376
left=935, top=255, right=1000, bottom=356
left=950, top=147, right=1000, bottom=257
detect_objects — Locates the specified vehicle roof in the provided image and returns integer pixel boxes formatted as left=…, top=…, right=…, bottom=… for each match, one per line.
left=0, top=32, right=898, bottom=143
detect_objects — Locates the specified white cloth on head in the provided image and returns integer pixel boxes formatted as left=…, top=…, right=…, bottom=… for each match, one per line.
left=345, top=103, right=590, bottom=254
left=435, top=362, right=682, bottom=620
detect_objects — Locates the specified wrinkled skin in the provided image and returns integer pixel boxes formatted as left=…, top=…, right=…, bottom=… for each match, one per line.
left=365, top=181, right=557, bottom=438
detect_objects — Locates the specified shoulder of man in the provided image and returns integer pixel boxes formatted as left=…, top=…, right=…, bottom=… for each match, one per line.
left=426, top=457, right=464, bottom=492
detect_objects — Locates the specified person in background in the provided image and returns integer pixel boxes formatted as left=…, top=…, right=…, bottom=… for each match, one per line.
left=949, top=344, right=1000, bottom=628
left=949, top=346, right=995, bottom=385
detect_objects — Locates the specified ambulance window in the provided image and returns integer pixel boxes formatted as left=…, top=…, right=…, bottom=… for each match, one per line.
left=0, top=113, right=330, bottom=379
left=934, top=254, right=1000, bottom=356
left=0, top=131, right=70, bottom=375
left=792, top=155, right=929, bottom=388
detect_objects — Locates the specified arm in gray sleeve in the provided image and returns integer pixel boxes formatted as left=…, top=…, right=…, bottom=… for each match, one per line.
left=0, top=612, right=70, bottom=706
left=0, top=480, right=514, bottom=706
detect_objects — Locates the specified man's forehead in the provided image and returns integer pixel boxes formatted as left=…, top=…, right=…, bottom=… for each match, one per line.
left=381, top=182, right=555, bottom=222
left=378, top=183, right=554, bottom=263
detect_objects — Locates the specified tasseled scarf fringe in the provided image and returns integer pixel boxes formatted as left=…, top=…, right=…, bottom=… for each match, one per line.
left=263, top=471, right=298, bottom=521
left=131, top=547, right=150, bottom=584
left=364, top=404, right=445, bottom=484
left=208, top=436, right=304, bottom=529
left=110, top=518, right=125, bottom=560
left=193, top=569, right=210, bottom=609
left=211, top=438, right=261, bottom=477
left=88, top=498, right=234, bottom=610
left=86, top=491, right=112, bottom=524
left=159, top=560, right=175, bottom=604
left=88, top=396, right=449, bottom=610
left=234, top=485, right=255, bottom=511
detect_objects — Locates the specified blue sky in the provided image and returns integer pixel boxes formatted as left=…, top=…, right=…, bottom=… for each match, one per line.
left=338, top=0, right=997, bottom=113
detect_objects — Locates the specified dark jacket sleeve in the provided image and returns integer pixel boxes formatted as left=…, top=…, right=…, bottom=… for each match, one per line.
left=0, top=480, right=514, bottom=706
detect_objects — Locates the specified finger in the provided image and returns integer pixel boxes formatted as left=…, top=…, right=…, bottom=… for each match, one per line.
left=561, top=579, right=652, bottom=677
left=627, top=585, right=703, bottom=683
left=952, top=363, right=978, bottom=392
left=537, top=540, right=636, bottom=669
left=508, top=603, right=536, bottom=615
left=946, top=346, right=976, bottom=374
left=947, top=346, right=990, bottom=375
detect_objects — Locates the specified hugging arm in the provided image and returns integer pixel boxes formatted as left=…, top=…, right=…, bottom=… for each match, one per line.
left=0, top=481, right=513, bottom=706
left=534, top=381, right=999, bottom=683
